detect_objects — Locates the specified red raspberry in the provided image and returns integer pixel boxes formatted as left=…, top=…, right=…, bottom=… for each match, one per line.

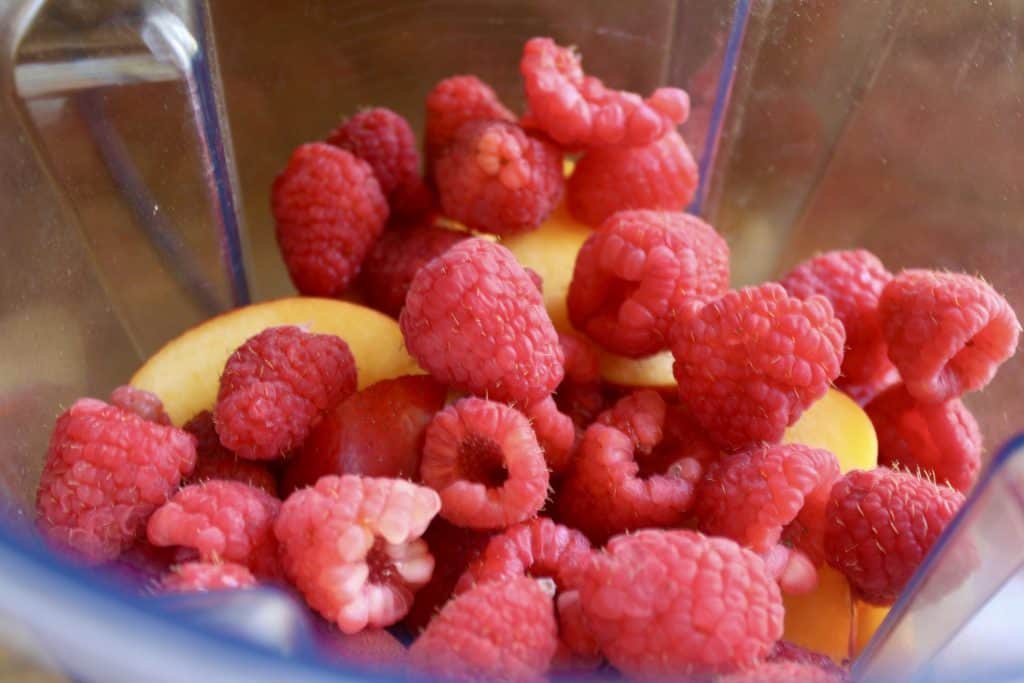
left=420, top=398, right=549, bottom=530
left=182, top=411, right=278, bottom=496
left=558, top=332, right=600, bottom=385
left=579, top=529, right=784, bottom=677
left=768, top=640, right=851, bottom=682
left=761, top=544, right=820, bottom=596
left=555, top=381, right=608, bottom=431
left=523, top=396, right=576, bottom=475
left=824, top=468, right=964, bottom=605
left=718, top=661, right=844, bottom=683
left=35, top=399, right=196, bottom=564
left=670, top=283, right=846, bottom=450
left=400, top=238, right=564, bottom=405
left=355, top=222, right=467, bottom=318
left=595, top=388, right=667, bottom=454
left=435, top=120, right=564, bottom=236
left=780, top=250, right=896, bottom=393
left=520, top=37, right=689, bottom=149
left=524, top=266, right=544, bottom=293
left=326, top=107, right=427, bottom=217
left=694, top=444, right=840, bottom=563
left=408, top=576, right=558, bottom=682
left=404, top=519, right=492, bottom=634
left=282, top=375, right=447, bottom=495
left=866, top=384, right=981, bottom=493
left=110, top=385, right=171, bottom=425
left=879, top=269, right=1020, bottom=403
left=425, top=75, right=515, bottom=171
left=568, top=210, right=729, bottom=357
left=272, top=143, right=388, bottom=296
left=567, top=132, right=699, bottom=228
left=161, top=561, right=256, bottom=593
left=318, top=627, right=408, bottom=673
left=214, top=326, right=357, bottom=460
left=275, top=475, right=441, bottom=633
left=147, top=480, right=282, bottom=578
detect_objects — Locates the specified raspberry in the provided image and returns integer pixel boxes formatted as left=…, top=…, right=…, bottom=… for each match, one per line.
left=524, top=266, right=544, bottom=293
left=408, top=576, right=558, bottom=682
left=694, top=444, right=840, bottom=563
left=595, top=388, right=667, bottom=454
left=182, top=411, right=278, bottom=496
left=435, top=120, right=564, bottom=236
left=824, top=468, right=964, bottom=605
left=420, top=398, right=549, bottom=530
left=768, top=640, right=850, bottom=682
left=272, top=143, right=388, bottom=296
left=282, top=375, right=447, bottom=494
left=568, top=210, right=729, bottom=357
left=404, top=519, right=492, bottom=634
left=879, top=269, right=1020, bottom=403
left=567, top=132, right=699, bottom=228
left=670, top=283, right=846, bottom=450
left=400, top=238, right=564, bottom=405
left=318, top=627, right=408, bottom=673
left=523, top=396, right=576, bottom=475
left=761, top=544, right=819, bottom=595
left=425, top=75, right=515, bottom=170
left=780, top=250, right=895, bottom=392
left=326, top=107, right=427, bottom=217
left=718, top=661, right=844, bottom=683
left=579, top=529, right=784, bottom=677
left=161, top=561, right=256, bottom=593
left=110, top=385, right=171, bottom=425
left=520, top=37, right=689, bottom=149
left=555, top=381, right=608, bottom=431
left=355, top=222, right=467, bottom=318
left=866, top=384, right=982, bottom=493
left=214, top=326, right=357, bottom=460
left=147, top=480, right=282, bottom=578
left=35, top=399, right=196, bottom=564
left=114, top=539, right=191, bottom=591
left=275, top=475, right=441, bottom=633
left=555, top=418, right=700, bottom=544
left=558, top=332, right=600, bottom=385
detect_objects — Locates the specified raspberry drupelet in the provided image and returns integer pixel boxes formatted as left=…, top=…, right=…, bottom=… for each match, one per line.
left=420, top=398, right=549, bottom=530
left=275, top=475, right=441, bottom=633
left=399, top=238, right=564, bottom=406
left=568, top=209, right=730, bottom=357
left=161, top=561, right=257, bottom=593
left=35, top=398, right=196, bottom=564
left=214, top=325, right=357, bottom=461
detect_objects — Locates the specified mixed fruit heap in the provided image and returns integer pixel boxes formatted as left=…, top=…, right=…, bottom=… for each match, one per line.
left=34, top=37, right=1021, bottom=682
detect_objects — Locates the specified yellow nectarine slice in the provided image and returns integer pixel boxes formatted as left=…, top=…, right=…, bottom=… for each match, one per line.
left=784, top=388, right=878, bottom=473
left=598, top=349, right=676, bottom=390
left=853, top=601, right=890, bottom=656
left=783, top=564, right=853, bottom=663
left=130, top=298, right=420, bottom=426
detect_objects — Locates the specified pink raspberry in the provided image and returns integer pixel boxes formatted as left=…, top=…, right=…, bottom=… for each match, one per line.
left=319, top=628, right=408, bottom=673
left=670, top=283, right=846, bottom=450
left=355, top=221, right=467, bottom=317
left=694, top=444, right=840, bottom=564
left=275, top=475, right=441, bottom=633
left=425, top=75, right=515, bottom=170
left=520, top=37, right=689, bottom=149
left=420, top=398, right=549, bottom=530
left=272, top=143, right=388, bottom=296
left=879, top=269, right=1020, bottom=403
left=555, top=380, right=609, bottom=431
left=567, top=132, right=699, bottom=228
left=768, top=640, right=851, bottom=682
left=824, top=468, right=964, bottom=605
left=579, top=529, right=784, bottom=678
left=761, top=544, right=820, bottom=596
left=718, top=661, right=844, bottom=683
left=435, top=120, right=564, bottom=236
left=558, top=332, right=600, bottom=385
left=866, top=384, right=982, bottom=493
left=35, top=399, right=196, bottom=564
left=282, top=375, right=447, bottom=494
left=595, top=388, right=667, bottom=454
left=182, top=411, right=278, bottom=496
left=147, top=480, right=281, bottom=578
left=408, top=576, right=558, bottom=682
left=523, top=396, right=576, bottom=475
left=161, top=561, right=256, bottom=593
left=214, top=326, right=357, bottom=460
left=110, top=385, right=171, bottom=425
left=326, top=107, right=428, bottom=218
left=780, top=249, right=895, bottom=393
left=568, top=210, right=729, bottom=357
left=400, top=238, right=564, bottom=405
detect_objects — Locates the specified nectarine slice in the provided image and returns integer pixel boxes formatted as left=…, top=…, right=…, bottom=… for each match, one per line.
left=130, top=298, right=420, bottom=425
left=853, top=601, right=890, bottom=656
left=598, top=349, right=676, bottom=390
left=783, top=564, right=853, bottom=663
left=784, top=388, right=878, bottom=473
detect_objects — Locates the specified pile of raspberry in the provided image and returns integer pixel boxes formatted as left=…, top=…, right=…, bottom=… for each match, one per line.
left=33, top=36, right=1020, bottom=683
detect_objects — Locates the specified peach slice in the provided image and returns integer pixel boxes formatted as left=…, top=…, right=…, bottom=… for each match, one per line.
left=782, top=564, right=853, bottom=663
left=130, top=298, right=420, bottom=426
left=598, top=349, right=676, bottom=390
left=784, top=388, right=878, bottom=473
left=853, top=602, right=890, bottom=656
